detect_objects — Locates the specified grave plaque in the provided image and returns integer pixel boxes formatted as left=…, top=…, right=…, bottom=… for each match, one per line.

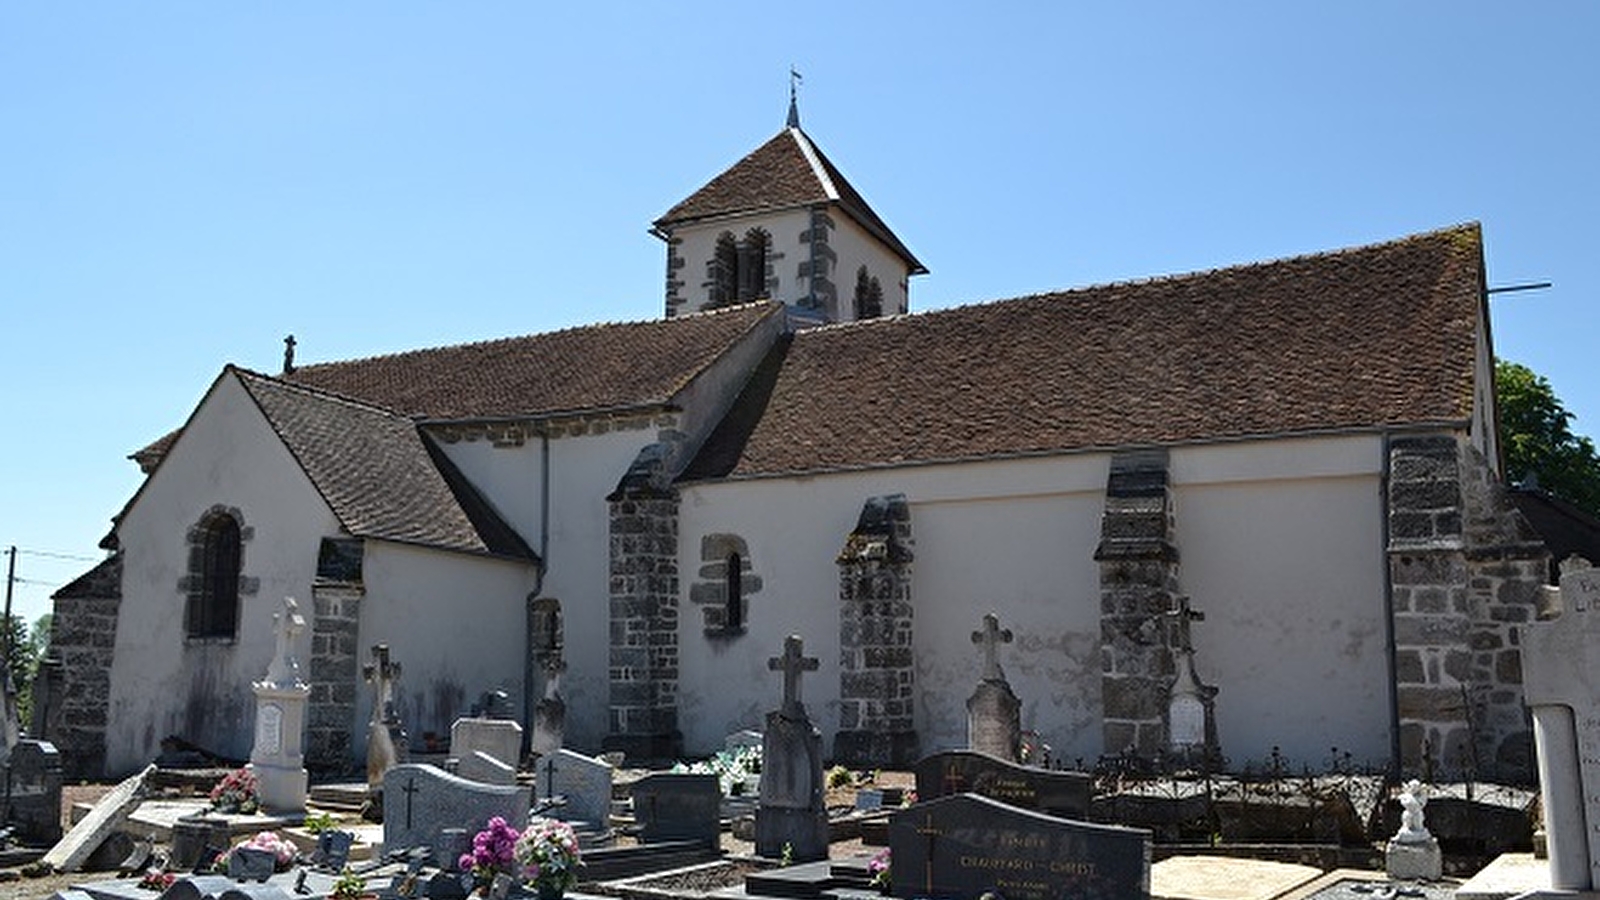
left=914, top=749, right=1091, bottom=819
left=227, top=846, right=278, bottom=883
left=888, top=793, right=1150, bottom=900
left=1523, top=561, right=1600, bottom=890
left=313, top=830, right=354, bottom=872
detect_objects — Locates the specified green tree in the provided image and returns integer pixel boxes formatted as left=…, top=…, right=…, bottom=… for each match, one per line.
left=1497, top=359, right=1600, bottom=516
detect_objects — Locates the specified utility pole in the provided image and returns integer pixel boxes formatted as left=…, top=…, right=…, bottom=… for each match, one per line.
left=2, top=546, right=12, bottom=665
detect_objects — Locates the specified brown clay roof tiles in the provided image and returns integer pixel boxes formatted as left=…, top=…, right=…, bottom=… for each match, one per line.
left=655, top=128, right=924, bottom=273
left=236, top=370, right=535, bottom=559
left=685, top=224, right=1485, bottom=480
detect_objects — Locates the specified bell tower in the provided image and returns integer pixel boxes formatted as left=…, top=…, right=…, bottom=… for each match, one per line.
left=651, top=92, right=925, bottom=325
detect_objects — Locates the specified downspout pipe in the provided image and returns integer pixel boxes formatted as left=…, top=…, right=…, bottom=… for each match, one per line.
left=1381, top=430, right=1402, bottom=783
left=524, top=428, right=552, bottom=756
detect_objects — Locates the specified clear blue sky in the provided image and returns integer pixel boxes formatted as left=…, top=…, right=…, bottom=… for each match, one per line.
left=2, top=4, right=1595, bottom=627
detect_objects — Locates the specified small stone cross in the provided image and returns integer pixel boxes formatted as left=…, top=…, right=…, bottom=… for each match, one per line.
left=400, top=776, right=420, bottom=829
left=264, top=597, right=307, bottom=687
left=1165, top=595, right=1205, bottom=652
left=971, top=612, right=1013, bottom=682
left=543, top=754, right=559, bottom=799
left=768, top=635, right=819, bottom=715
left=363, top=644, right=402, bottom=725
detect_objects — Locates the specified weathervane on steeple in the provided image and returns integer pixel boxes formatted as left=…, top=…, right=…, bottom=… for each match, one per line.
left=787, top=67, right=803, bottom=129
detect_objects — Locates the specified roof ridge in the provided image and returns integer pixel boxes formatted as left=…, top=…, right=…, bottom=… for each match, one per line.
left=285, top=302, right=779, bottom=375
left=789, top=128, right=838, bottom=200
left=807, top=223, right=1483, bottom=334
left=232, top=365, right=415, bottom=420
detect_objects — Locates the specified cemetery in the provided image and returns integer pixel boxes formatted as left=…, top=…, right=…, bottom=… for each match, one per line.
left=5, top=588, right=1600, bottom=900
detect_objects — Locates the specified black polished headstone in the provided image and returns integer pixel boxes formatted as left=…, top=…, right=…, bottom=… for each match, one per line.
left=914, top=749, right=1091, bottom=818
left=630, top=772, right=721, bottom=846
left=227, top=846, right=278, bottom=883
left=313, top=830, right=354, bottom=871
left=888, top=793, right=1150, bottom=900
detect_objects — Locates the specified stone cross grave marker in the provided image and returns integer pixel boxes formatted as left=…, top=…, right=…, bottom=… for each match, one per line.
left=758, top=635, right=827, bottom=862
left=769, top=634, right=819, bottom=716
left=1522, top=559, right=1600, bottom=890
left=364, top=644, right=406, bottom=789
left=542, top=748, right=614, bottom=825
left=968, top=612, right=1021, bottom=761
left=888, top=793, right=1150, bottom=900
left=972, top=612, right=1013, bottom=682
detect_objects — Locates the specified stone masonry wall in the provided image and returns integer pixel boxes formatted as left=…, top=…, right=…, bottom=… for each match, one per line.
left=308, top=584, right=363, bottom=774
left=834, top=494, right=918, bottom=767
left=604, top=493, right=682, bottom=762
left=1388, top=434, right=1547, bottom=782
left=1095, top=449, right=1184, bottom=757
left=46, top=554, right=121, bottom=781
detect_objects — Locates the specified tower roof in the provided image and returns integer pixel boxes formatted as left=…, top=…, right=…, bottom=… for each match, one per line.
left=655, top=128, right=926, bottom=275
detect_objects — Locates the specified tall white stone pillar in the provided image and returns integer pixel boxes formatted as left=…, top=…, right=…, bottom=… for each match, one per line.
left=251, top=597, right=310, bottom=813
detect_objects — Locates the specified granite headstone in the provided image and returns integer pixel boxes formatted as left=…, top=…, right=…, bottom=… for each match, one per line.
left=888, top=793, right=1150, bottom=900
left=914, top=749, right=1091, bottom=818
left=538, top=748, right=614, bottom=825
left=631, top=772, right=721, bottom=846
left=382, top=764, right=531, bottom=865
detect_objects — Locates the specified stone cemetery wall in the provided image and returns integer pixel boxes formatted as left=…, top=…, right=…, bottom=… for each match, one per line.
left=1388, top=435, right=1547, bottom=780
left=46, top=554, right=122, bottom=780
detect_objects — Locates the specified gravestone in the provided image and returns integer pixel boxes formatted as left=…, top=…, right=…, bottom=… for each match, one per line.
left=169, top=816, right=233, bottom=870
left=967, top=613, right=1021, bottom=762
left=539, top=748, right=614, bottom=825
left=382, top=764, right=530, bottom=866
left=532, top=659, right=566, bottom=758
left=227, top=846, right=277, bottom=883
left=914, top=749, right=1091, bottom=819
left=756, top=635, right=828, bottom=863
left=1164, top=596, right=1220, bottom=762
left=725, top=729, right=763, bottom=752
left=4, top=738, right=63, bottom=843
left=1522, top=557, right=1600, bottom=890
left=888, top=793, right=1150, bottom=900
left=41, top=763, right=154, bottom=872
left=631, top=772, right=721, bottom=846
left=450, top=716, right=522, bottom=774
left=251, top=597, right=310, bottom=813
left=364, top=644, right=409, bottom=793
left=1385, top=778, right=1441, bottom=880
left=457, top=749, right=516, bottom=786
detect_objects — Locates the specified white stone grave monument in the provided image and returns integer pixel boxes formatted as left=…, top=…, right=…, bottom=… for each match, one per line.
left=1523, top=557, right=1600, bottom=890
left=250, top=597, right=310, bottom=812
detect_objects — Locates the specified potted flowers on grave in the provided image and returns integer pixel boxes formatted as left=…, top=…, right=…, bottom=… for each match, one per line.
left=867, top=848, right=891, bottom=893
left=515, top=817, right=583, bottom=900
left=208, top=767, right=260, bottom=814
left=227, top=830, right=299, bottom=873
left=460, top=816, right=521, bottom=897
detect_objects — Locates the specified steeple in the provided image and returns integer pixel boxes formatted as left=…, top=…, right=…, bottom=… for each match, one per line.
left=787, top=68, right=802, bottom=129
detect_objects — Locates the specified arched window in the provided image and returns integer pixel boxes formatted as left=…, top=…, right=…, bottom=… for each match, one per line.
left=738, top=229, right=770, bottom=302
left=710, top=233, right=739, bottom=308
left=854, top=266, right=884, bottom=320
left=726, top=553, right=744, bottom=630
left=188, top=513, right=241, bottom=638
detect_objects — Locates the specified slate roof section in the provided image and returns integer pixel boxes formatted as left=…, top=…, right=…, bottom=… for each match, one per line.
left=654, top=128, right=926, bottom=274
left=235, top=369, right=536, bottom=560
left=1510, top=487, right=1600, bottom=581
left=283, top=302, right=781, bottom=420
left=684, top=225, right=1486, bottom=481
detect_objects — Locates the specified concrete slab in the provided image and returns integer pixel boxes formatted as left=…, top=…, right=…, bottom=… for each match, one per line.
left=1151, top=855, right=1323, bottom=900
left=126, top=798, right=302, bottom=841
left=1456, top=853, right=1563, bottom=900
left=281, top=822, right=381, bottom=861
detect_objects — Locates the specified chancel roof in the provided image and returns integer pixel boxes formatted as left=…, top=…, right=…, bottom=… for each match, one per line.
left=654, top=128, right=925, bottom=274
left=234, top=369, right=535, bottom=559
left=683, top=225, right=1487, bottom=480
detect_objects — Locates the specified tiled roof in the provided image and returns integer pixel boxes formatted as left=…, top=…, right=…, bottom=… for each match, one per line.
left=283, top=303, right=781, bottom=420
left=654, top=128, right=925, bottom=274
left=235, top=369, right=536, bottom=559
left=683, top=225, right=1486, bottom=480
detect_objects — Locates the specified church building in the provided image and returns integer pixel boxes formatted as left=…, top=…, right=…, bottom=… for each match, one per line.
left=48, top=109, right=1551, bottom=784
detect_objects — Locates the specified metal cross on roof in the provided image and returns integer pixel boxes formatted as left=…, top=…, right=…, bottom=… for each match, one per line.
left=768, top=634, right=818, bottom=713
left=971, top=612, right=1013, bottom=682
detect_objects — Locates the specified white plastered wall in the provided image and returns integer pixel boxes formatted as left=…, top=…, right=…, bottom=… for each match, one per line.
left=353, top=540, right=540, bottom=747
left=827, top=212, right=913, bottom=317
left=107, top=372, right=339, bottom=774
left=676, top=434, right=1391, bottom=768
left=1171, top=436, right=1390, bottom=769
left=671, top=209, right=811, bottom=312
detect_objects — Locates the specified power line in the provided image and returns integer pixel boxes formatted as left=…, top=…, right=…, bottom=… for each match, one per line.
left=14, top=549, right=98, bottom=563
